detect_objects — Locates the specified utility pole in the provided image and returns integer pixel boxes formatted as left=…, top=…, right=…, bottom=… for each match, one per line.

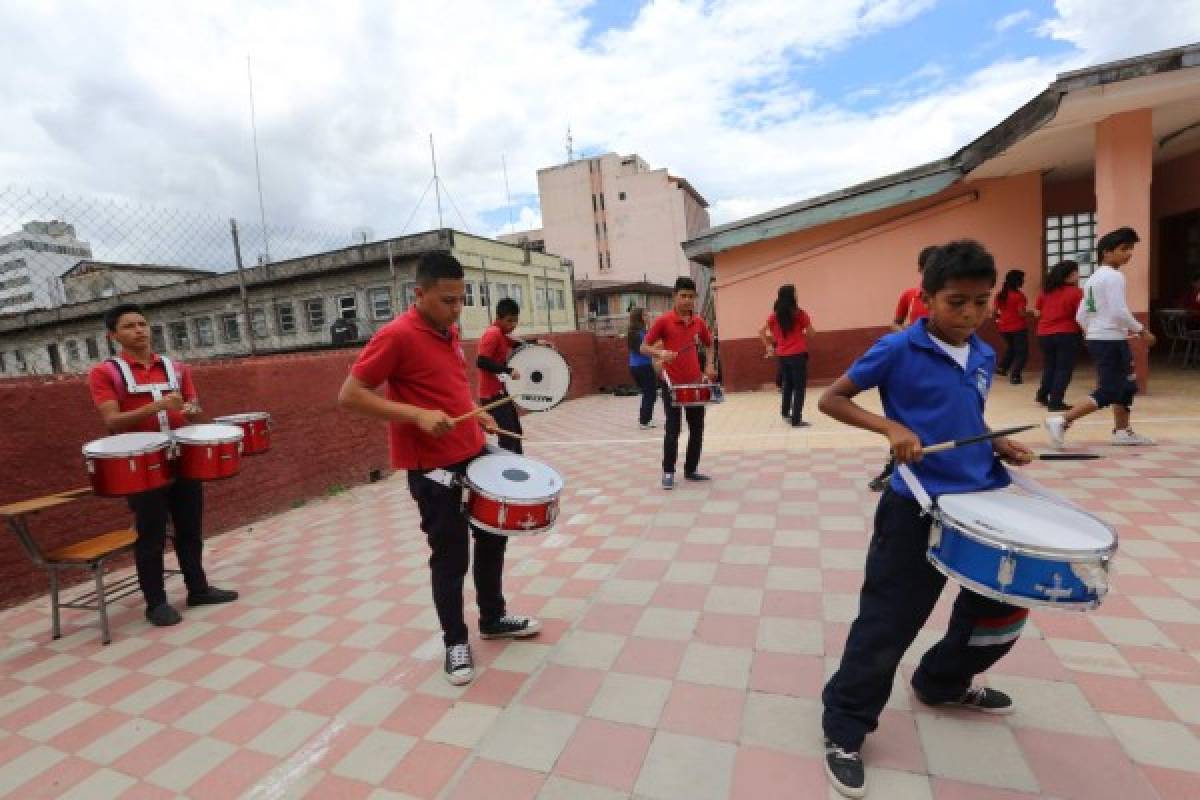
left=430, top=134, right=444, bottom=229
left=247, top=56, right=271, bottom=263
left=229, top=219, right=257, bottom=356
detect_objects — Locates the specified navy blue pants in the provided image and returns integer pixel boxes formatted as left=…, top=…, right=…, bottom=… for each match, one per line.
left=822, top=490, right=1027, bottom=751
left=998, top=331, right=1028, bottom=380
left=630, top=364, right=657, bottom=425
left=1086, top=339, right=1137, bottom=410
left=661, top=383, right=705, bottom=475
left=481, top=391, right=523, bottom=454
left=1036, top=333, right=1080, bottom=405
left=127, top=479, right=208, bottom=609
left=779, top=353, right=809, bottom=423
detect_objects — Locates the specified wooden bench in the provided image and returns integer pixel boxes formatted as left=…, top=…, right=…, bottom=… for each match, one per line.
left=2, top=489, right=176, bottom=645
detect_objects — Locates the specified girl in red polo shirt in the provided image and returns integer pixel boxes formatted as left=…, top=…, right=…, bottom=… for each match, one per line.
left=1033, top=260, right=1084, bottom=411
left=993, top=269, right=1030, bottom=384
left=760, top=284, right=815, bottom=427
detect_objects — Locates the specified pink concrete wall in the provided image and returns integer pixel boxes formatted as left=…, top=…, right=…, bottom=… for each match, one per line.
left=712, top=172, right=1045, bottom=341
left=1095, top=111, right=1154, bottom=313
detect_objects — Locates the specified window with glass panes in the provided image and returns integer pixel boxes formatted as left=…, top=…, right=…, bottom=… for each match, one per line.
left=479, top=282, right=490, bottom=308
left=337, top=294, right=358, bottom=320
left=464, top=282, right=475, bottom=306
left=169, top=321, right=189, bottom=349
left=195, top=317, right=215, bottom=346
left=250, top=308, right=268, bottom=338
left=276, top=302, right=296, bottom=334
left=555, top=288, right=565, bottom=311
left=65, top=340, right=80, bottom=361
left=1045, top=212, right=1097, bottom=276
left=219, top=313, right=240, bottom=342
left=305, top=299, right=325, bottom=330
left=85, top=337, right=100, bottom=359
left=368, top=287, right=393, bottom=320
left=511, top=284, right=523, bottom=305
left=151, top=325, right=167, bottom=352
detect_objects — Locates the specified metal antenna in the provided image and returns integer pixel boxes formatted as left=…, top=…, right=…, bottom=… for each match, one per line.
left=502, top=154, right=514, bottom=232
left=247, top=55, right=271, bottom=263
left=566, top=124, right=574, bottom=162
left=430, top=134, right=444, bottom=229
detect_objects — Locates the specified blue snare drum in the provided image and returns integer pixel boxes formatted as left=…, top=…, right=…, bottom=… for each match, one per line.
left=929, top=489, right=1117, bottom=611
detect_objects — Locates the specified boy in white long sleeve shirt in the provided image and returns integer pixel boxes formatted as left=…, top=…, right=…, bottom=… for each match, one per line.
left=1045, top=227, right=1156, bottom=448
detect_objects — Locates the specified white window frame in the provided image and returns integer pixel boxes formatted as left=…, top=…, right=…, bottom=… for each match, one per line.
left=250, top=307, right=269, bottom=339
left=304, top=298, right=325, bottom=330
left=368, top=286, right=393, bottom=320
left=194, top=317, right=215, bottom=347
left=276, top=302, right=297, bottom=334
left=168, top=321, right=189, bottom=349
left=219, top=312, right=240, bottom=343
left=1045, top=212, right=1097, bottom=276
left=65, top=340, right=80, bottom=362
left=464, top=281, right=475, bottom=307
left=337, top=294, right=358, bottom=321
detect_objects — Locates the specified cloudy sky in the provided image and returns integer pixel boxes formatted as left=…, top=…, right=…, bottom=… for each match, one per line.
left=2, top=0, right=1200, bottom=255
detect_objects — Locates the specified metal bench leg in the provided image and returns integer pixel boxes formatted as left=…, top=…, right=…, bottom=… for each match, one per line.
left=49, top=569, right=62, bottom=640
left=93, top=563, right=112, bottom=646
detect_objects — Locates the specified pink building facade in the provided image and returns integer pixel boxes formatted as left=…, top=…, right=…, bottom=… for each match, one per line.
left=687, top=44, right=1200, bottom=391
left=536, top=153, right=710, bottom=286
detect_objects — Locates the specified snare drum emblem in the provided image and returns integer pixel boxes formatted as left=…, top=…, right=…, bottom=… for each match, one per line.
left=1036, top=573, right=1074, bottom=601
left=518, top=513, right=539, bottom=530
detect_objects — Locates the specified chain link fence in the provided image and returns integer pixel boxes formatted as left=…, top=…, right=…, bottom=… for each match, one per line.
left=0, top=186, right=386, bottom=376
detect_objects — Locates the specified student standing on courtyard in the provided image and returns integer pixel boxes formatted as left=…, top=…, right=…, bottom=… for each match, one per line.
left=819, top=241, right=1034, bottom=798
left=1033, top=260, right=1084, bottom=411
left=759, top=284, right=815, bottom=427
left=1044, top=227, right=1157, bottom=449
left=642, top=276, right=717, bottom=489
left=626, top=307, right=658, bottom=429
left=338, top=253, right=541, bottom=686
left=993, top=269, right=1031, bottom=384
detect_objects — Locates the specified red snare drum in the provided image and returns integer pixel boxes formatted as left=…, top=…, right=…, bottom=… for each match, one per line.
left=82, top=433, right=175, bottom=497
left=173, top=424, right=244, bottom=481
left=668, top=383, right=715, bottom=406
left=464, top=453, right=564, bottom=536
left=214, top=412, right=272, bottom=455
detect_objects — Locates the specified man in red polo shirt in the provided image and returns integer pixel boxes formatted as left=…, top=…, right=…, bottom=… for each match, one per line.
left=642, top=276, right=716, bottom=489
left=88, top=304, right=238, bottom=627
left=476, top=296, right=525, bottom=454
left=338, top=252, right=541, bottom=686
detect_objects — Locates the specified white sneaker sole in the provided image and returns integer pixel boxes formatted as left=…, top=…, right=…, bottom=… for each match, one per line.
left=1111, top=439, right=1154, bottom=446
left=445, top=669, right=474, bottom=686
left=480, top=621, right=542, bottom=640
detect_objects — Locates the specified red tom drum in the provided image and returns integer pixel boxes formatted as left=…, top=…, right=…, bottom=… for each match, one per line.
left=82, top=433, right=175, bottom=497
left=214, top=412, right=272, bottom=455
left=464, top=453, right=564, bottom=536
left=173, top=424, right=244, bottom=481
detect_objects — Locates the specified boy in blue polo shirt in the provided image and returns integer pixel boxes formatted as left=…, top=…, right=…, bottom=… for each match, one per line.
left=818, top=240, right=1034, bottom=799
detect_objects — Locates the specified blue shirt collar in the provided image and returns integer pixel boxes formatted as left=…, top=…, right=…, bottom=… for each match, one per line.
left=905, top=318, right=989, bottom=373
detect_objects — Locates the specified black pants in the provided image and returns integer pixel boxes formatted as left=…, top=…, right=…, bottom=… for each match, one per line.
left=127, top=478, right=208, bottom=609
left=1036, top=333, right=1080, bottom=405
left=822, top=490, right=1026, bottom=751
left=630, top=364, right=657, bottom=425
left=408, top=456, right=508, bottom=646
left=481, top=391, right=523, bottom=454
left=1087, top=339, right=1137, bottom=410
left=779, top=353, right=809, bottom=423
left=661, top=383, right=705, bottom=475
left=998, top=330, right=1028, bottom=380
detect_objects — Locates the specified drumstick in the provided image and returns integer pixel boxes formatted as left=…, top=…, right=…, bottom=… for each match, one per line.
left=1036, top=452, right=1101, bottom=461
left=489, top=428, right=525, bottom=440
left=450, top=395, right=514, bottom=425
left=923, top=424, right=1035, bottom=454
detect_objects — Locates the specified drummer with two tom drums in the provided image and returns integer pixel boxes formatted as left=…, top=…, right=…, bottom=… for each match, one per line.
left=88, top=303, right=238, bottom=628
left=475, top=296, right=527, bottom=454
left=338, top=253, right=542, bottom=688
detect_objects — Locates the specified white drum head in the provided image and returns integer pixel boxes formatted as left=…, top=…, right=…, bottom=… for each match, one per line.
left=467, top=453, right=564, bottom=500
left=506, top=345, right=570, bottom=412
left=83, top=432, right=170, bottom=457
left=173, top=424, right=244, bottom=445
left=938, top=489, right=1115, bottom=553
left=214, top=412, right=270, bottom=424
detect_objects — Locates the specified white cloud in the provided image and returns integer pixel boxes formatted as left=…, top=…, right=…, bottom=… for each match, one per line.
left=995, top=9, right=1034, bottom=33
left=0, top=0, right=1198, bottom=260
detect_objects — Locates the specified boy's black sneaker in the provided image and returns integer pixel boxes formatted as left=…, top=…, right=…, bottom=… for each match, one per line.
left=918, top=685, right=1014, bottom=714
left=145, top=603, right=182, bottom=627
left=1047, top=402, right=1072, bottom=412
left=480, top=615, right=541, bottom=639
left=444, top=643, right=474, bottom=685
left=824, top=739, right=866, bottom=798
left=186, top=586, right=239, bottom=607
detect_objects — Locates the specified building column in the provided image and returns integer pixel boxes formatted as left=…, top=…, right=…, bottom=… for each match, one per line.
left=1094, top=109, right=1153, bottom=389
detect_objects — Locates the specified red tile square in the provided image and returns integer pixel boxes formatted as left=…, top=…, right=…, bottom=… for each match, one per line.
left=558, top=579, right=603, bottom=598
left=210, top=701, right=289, bottom=746
left=650, top=583, right=708, bottom=610
left=579, top=603, right=642, bottom=635
left=1141, top=765, right=1200, bottom=800
left=863, top=709, right=926, bottom=773
left=989, top=636, right=1071, bottom=681
left=113, top=726, right=197, bottom=779
left=676, top=543, right=723, bottom=561
left=1122, top=646, right=1200, bottom=684
left=300, top=677, right=369, bottom=716
left=749, top=652, right=825, bottom=698
left=769, top=546, right=820, bottom=567
left=7, top=754, right=92, bottom=798
left=714, top=563, right=768, bottom=587
left=1015, top=728, right=1158, bottom=800
left=659, top=682, right=744, bottom=741
left=616, top=559, right=670, bottom=580
left=554, top=718, right=654, bottom=792
left=762, top=590, right=823, bottom=617
left=229, top=663, right=294, bottom=699
left=822, top=569, right=865, bottom=592
left=301, top=773, right=374, bottom=799
left=1030, top=609, right=1105, bottom=641
left=306, top=646, right=364, bottom=677
left=522, top=665, right=604, bottom=714
left=695, top=612, right=759, bottom=648
left=380, top=693, right=455, bottom=737
left=141, top=684, right=218, bottom=725
left=0, top=691, right=70, bottom=731
left=931, top=778, right=1042, bottom=799
left=187, top=748, right=280, bottom=799
left=116, top=781, right=178, bottom=800
left=1073, top=673, right=1176, bottom=719
left=447, top=758, right=545, bottom=800
left=463, top=668, right=528, bottom=707
left=384, top=740, right=470, bottom=798
left=612, top=637, right=687, bottom=679
left=731, top=746, right=827, bottom=799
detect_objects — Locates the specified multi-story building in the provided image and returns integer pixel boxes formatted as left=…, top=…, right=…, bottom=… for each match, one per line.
left=0, top=220, right=93, bottom=313
left=527, top=153, right=710, bottom=286
left=0, top=229, right=575, bottom=376
left=61, top=261, right=218, bottom=304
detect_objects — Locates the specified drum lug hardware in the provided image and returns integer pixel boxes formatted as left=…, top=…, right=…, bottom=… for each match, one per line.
left=929, top=522, right=942, bottom=548
left=997, top=554, right=1016, bottom=587
left=1036, top=573, right=1074, bottom=601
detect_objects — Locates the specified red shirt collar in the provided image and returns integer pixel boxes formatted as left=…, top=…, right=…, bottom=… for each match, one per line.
left=405, top=306, right=459, bottom=340
left=118, top=351, right=163, bottom=369
left=666, top=309, right=698, bottom=328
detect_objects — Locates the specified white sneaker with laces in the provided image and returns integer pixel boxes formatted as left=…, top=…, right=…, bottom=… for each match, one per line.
left=1043, top=416, right=1067, bottom=450
left=444, top=643, right=474, bottom=685
left=1112, top=428, right=1154, bottom=446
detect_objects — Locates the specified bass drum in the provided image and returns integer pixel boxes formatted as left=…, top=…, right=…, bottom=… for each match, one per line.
left=506, top=344, right=571, bottom=412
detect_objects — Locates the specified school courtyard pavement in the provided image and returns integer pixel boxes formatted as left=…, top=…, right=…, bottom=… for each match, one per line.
left=2, top=369, right=1199, bottom=799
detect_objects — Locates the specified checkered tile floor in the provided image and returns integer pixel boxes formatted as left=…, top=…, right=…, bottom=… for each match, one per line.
left=2, top=392, right=1199, bottom=799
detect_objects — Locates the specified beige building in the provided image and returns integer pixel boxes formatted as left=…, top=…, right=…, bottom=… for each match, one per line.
left=0, top=229, right=576, bottom=377
left=528, top=153, right=710, bottom=286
